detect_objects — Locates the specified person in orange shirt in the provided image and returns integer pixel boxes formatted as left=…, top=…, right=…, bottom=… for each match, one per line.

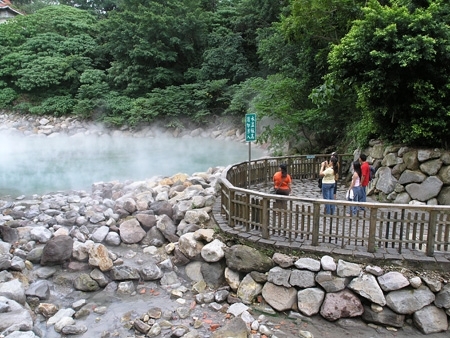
left=273, top=163, right=292, bottom=195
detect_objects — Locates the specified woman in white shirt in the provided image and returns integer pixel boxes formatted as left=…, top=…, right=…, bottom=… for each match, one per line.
left=347, top=160, right=364, bottom=216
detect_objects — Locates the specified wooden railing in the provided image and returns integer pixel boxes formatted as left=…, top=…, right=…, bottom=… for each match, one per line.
left=219, top=155, right=450, bottom=256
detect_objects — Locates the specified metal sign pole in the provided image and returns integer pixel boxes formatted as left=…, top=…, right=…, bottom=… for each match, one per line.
left=248, top=141, right=251, bottom=188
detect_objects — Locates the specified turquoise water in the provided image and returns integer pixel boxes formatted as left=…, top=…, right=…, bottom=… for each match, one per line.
left=0, top=133, right=266, bottom=198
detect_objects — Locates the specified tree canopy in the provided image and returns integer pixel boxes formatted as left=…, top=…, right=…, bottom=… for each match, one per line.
left=1, top=0, right=449, bottom=151
left=328, top=0, right=450, bottom=147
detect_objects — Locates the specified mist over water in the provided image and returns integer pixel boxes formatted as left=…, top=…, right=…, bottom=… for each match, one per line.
left=0, top=133, right=266, bottom=198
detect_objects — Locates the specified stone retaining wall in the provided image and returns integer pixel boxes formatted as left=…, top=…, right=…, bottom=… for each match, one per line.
left=360, top=142, right=450, bottom=205
left=223, top=247, right=449, bottom=335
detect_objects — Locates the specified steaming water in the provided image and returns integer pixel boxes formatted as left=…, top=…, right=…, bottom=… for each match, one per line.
left=0, top=133, right=266, bottom=198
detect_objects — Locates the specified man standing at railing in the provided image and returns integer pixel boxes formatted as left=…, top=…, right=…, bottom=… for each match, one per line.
left=359, top=154, right=370, bottom=207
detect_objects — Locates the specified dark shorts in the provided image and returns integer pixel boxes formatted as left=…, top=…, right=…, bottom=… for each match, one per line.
left=276, top=188, right=291, bottom=196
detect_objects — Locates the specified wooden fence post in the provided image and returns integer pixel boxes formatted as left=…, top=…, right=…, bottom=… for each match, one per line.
left=368, top=206, right=378, bottom=253
left=261, top=197, right=269, bottom=239
left=426, top=210, right=437, bottom=256
left=312, top=202, right=320, bottom=246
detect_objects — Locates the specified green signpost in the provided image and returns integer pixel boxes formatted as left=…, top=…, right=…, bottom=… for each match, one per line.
left=245, top=113, right=256, bottom=142
left=245, top=113, right=256, bottom=188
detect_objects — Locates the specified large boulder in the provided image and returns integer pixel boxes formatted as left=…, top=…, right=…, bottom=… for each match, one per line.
left=40, top=235, right=73, bottom=266
left=405, top=176, right=443, bottom=202
left=261, top=282, right=297, bottom=311
left=320, top=289, right=363, bottom=321
left=119, top=218, right=146, bottom=244
left=385, top=286, right=435, bottom=314
left=224, top=245, right=274, bottom=273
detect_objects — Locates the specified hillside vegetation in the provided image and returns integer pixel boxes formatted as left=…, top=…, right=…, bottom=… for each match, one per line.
left=1, top=0, right=449, bottom=153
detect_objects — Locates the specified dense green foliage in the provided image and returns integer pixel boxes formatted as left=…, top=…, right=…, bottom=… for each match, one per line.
left=328, top=0, right=450, bottom=147
left=1, top=0, right=449, bottom=151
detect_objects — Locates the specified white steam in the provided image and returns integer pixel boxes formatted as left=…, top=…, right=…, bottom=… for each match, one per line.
left=0, top=132, right=266, bottom=198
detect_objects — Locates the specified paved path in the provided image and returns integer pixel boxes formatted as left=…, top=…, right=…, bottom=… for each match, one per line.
left=213, top=178, right=450, bottom=272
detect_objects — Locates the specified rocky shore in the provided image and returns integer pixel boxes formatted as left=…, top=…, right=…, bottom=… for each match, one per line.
left=0, top=113, right=449, bottom=338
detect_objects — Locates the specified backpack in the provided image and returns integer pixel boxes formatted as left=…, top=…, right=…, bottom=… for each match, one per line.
left=369, top=166, right=376, bottom=181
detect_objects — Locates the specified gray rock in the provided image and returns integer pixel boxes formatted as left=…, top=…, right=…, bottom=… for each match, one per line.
left=348, top=273, right=386, bottom=306
left=184, top=261, right=203, bottom=282
left=267, top=266, right=291, bottom=287
left=422, top=276, right=442, bottom=292
left=297, top=287, right=325, bottom=316
left=393, top=192, right=412, bottom=204
left=237, top=274, right=263, bottom=305
left=211, top=317, right=248, bottom=338
left=413, top=305, right=448, bottom=334
left=178, top=232, right=204, bottom=259
left=140, top=262, right=163, bottom=280
left=403, top=150, right=419, bottom=170
left=386, top=286, right=435, bottom=314
left=250, top=271, right=268, bottom=283
left=184, top=209, right=210, bottom=225
left=438, top=165, right=450, bottom=184
left=91, top=225, right=110, bottom=243
left=25, top=280, right=50, bottom=300
left=320, top=255, right=336, bottom=271
left=420, top=159, right=443, bottom=176
left=201, top=239, right=226, bottom=262
left=156, top=214, right=179, bottom=242
left=142, top=226, right=166, bottom=247
left=160, top=271, right=180, bottom=287
left=361, top=304, right=405, bottom=328
left=40, top=235, right=73, bottom=266
left=90, top=268, right=110, bottom=287
left=110, top=266, right=140, bottom=280
left=227, top=302, right=249, bottom=317
left=135, top=213, right=157, bottom=230
left=398, top=170, right=427, bottom=185
left=289, top=269, right=316, bottom=288
left=365, top=265, right=383, bottom=276
left=294, top=257, right=321, bottom=272
left=0, top=279, right=26, bottom=304
left=47, top=308, right=76, bottom=325
left=437, top=186, right=450, bottom=205
left=119, top=218, right=146, bottom=244
left=377, top=271, right=410, bottom=291
left=261, top=282, right=297, bottom=311
left=405, top=176, right=443, bottom=202
left=315, top=271, right=348, bottom=293
left=104, top=231, right=121, bottom=246
left=225, top=245, right=274, bottom=273
left=117, top=280, right=135, bottom=295
left=272, top=252, right=294, bottom=268
left=336, top=259, right=361, bottom=277
left=30, top=226, right=52, bottom=243
left=73, top=273, right=100, bottom=291
left=201, top=261, right=226, bottom=288
left=381, top=153, right=398, bottom=167
left=418, top=149, right=441, bottom=162
left=149, top=200, right=173, bottom=218
left=375, top=167, right=398, bottom=195
left=435, top=283, right=450, bottom=308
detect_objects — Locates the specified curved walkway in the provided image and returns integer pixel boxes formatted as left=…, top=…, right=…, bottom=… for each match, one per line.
left=212, top=178, right=450, bottom=272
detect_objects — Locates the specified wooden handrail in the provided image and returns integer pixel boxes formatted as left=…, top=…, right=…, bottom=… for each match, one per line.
left=219, top=155, right=450, bottom=257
